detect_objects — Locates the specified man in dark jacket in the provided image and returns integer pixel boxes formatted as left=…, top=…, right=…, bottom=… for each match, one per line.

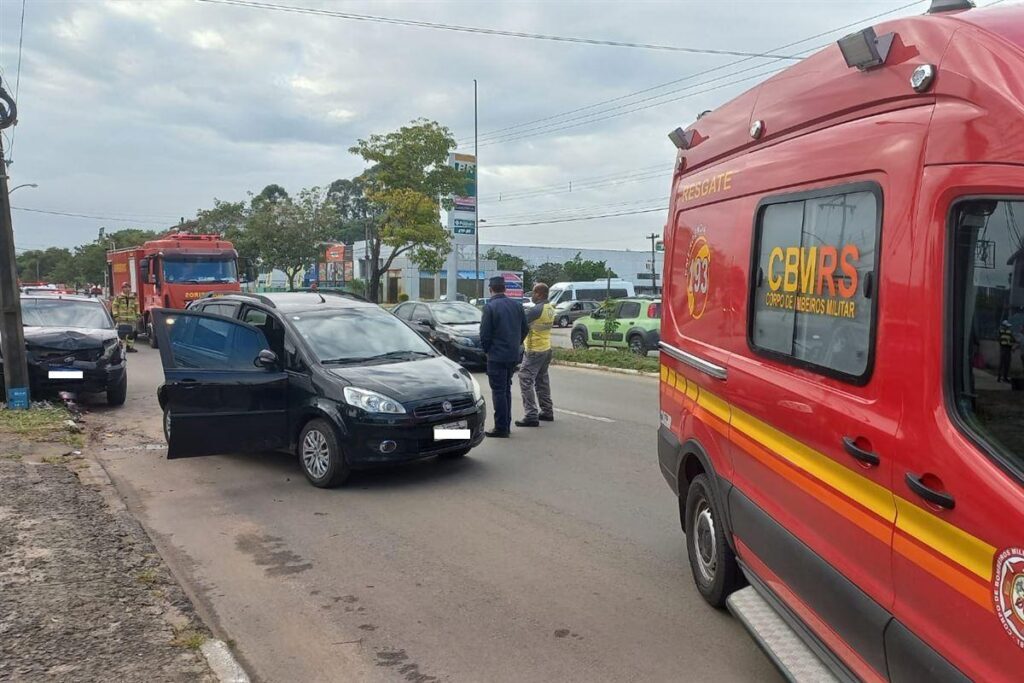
left=479, top=276, right=529, bottom=438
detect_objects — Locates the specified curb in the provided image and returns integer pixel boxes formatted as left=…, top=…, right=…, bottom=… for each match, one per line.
left=79, top=452, right=251, bottom=683
left=552, top=360, right=659, bottom=378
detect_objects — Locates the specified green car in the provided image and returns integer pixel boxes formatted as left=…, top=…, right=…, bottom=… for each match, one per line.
left=570, top=298, right=661, bottom=355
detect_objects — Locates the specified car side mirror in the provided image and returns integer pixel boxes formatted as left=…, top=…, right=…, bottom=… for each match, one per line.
left=255, top=349, right=279, bottom=369
left=418, top=318, right=434, bottom=328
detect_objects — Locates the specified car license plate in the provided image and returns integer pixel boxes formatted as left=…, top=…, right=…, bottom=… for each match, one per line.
left=434, top=420, right=470, bottom=440
left=48, top=368, right=84, bottom=380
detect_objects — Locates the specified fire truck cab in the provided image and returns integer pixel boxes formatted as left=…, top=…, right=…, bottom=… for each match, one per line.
left=659, top=2, right=1024, bottom=680
left=107, top=232, right=240, bottom=346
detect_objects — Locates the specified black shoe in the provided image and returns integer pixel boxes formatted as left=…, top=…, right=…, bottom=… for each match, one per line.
left=538, top=414, right=554, bottom=422
left=485, top=430, right=510, bottom=438
left=126, top=347, right=138, bottom=353
left=515, top=419, right=540, bottom=428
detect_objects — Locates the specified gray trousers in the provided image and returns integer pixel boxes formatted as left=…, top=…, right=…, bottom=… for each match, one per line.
left=519, top=349, right=553, bottom=420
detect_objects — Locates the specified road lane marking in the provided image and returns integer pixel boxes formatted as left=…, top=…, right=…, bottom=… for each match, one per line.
left=554, top=408, right=615, bottom=423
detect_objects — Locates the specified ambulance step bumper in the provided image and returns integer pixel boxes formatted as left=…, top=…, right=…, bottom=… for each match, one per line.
left=727, top=586, right=840, bottom=683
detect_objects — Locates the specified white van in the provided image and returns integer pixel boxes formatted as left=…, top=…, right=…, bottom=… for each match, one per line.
left=548, top=280, right=635, bottom=306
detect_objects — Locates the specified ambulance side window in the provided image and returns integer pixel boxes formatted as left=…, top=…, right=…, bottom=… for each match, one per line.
left=950, top=198, right=1024, bottom=477
left=749, top=184, right=881, bottom=383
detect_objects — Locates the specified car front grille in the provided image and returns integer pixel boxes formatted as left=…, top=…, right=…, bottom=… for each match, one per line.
left=414, top=396, right=476, bottom=418
left=29, top=347, right=104, bottom=363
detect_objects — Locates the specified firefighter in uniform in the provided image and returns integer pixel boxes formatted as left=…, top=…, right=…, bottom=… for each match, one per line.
left=112, top=282, right=139, bottom=353
left=516, top=283, right=556, bottom=427
left=998, top=319, right=1015, bottom=382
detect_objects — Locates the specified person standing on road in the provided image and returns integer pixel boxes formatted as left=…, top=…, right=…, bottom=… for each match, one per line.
left=480, top=276, right=529, bottom=438
left=516, top=283, right=555, bottom=428
left=111, top=282, right=139, bottom=353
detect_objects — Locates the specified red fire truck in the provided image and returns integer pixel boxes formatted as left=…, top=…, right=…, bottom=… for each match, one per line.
left=107, top=232, right=241, bottom=346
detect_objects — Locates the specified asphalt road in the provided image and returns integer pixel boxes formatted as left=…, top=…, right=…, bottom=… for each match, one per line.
left=91, top=347, right=778, bottom=683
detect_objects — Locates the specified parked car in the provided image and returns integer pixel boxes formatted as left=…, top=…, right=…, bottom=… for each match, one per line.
left=571, top=298, right=661, bottom=354
left=157, top=292, right=485, bottom=488
left=392, top=300, right=485, bottom=368
left=1, top=294, right=127, bottom=405
left=553, top=300, right=599, bottom=328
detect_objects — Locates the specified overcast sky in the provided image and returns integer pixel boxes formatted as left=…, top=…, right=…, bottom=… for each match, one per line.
left=1, top=0, right=940, bottom=254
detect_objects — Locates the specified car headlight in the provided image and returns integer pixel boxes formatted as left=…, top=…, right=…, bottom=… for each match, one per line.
left=454, top=336, right=475, bottom=347
left=470, top=375, right=483, bottom=402
left=343, top=386, right=406, bottom=414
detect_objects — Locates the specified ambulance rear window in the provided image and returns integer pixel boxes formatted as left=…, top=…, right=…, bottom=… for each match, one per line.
left=749, top=183, right=881, bottom=383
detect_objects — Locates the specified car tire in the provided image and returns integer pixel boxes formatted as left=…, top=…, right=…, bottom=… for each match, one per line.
left=107, top=373, right=128, bottom=407
left=439, top=446, right=471, bottom=459
left=148, top=321, right=159, bottom=349
left=628, top=334, right=647, bottom=356
left=162, top=408, right=171, bottom=444
left=571, top=328, right=589, bottom=350
left=298, top=419, right=349, bottom=488
left=684, top=474, right=741, bottom=608
left=558, top=315, right=571, bottom=328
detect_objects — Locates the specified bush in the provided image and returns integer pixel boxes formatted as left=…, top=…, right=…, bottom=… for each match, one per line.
left=552, top=347, right=659, bottom=373
left=397, top=292, right=410, bottom=302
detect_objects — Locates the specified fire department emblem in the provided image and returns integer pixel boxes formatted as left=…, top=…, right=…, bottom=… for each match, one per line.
left=995, top=548, right=1024, bottom=649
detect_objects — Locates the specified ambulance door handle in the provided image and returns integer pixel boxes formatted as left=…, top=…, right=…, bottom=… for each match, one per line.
left=842, top=436, right=880, bottom=466
left=905, top=473, right=956, bottom=510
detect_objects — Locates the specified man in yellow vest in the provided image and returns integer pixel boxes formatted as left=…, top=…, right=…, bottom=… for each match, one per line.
left=516, top=283, right=556, bottom=427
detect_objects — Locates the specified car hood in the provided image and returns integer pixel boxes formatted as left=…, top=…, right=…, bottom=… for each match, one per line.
left=437, top=322, right=481, bottom=337
left=22, top=327, right=116, bottom=349
left=327, top=356, right=475, bottom=403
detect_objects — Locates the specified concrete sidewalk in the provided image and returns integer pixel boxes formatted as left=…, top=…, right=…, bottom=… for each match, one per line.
left=0, top=457, right=216, bottom=682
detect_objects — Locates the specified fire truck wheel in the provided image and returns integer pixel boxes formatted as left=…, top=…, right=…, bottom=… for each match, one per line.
left=148, top=322, right=159, bottom=349
left=684, top=473, right=741, bottom=607
left=298, top=419, right=350, bottom=488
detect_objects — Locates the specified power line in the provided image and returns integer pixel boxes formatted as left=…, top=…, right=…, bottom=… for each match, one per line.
left=7, top=0, right=25, bottom=163
left=11, top=206, right=170, bottom=224
left=482, top=165, right=672, bottom=203
left=483, top=206, right=668, bottom=229
left=195, top=0, right=806, bottom=59
left=456, top=0, right=928, bottom=145
left=488, top=196, right=668, bottom=222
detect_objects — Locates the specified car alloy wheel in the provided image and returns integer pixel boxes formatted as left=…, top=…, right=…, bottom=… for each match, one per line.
left=302, top=429, right=331, bottom=480
left=162, top=409, right=171, bottom=444
left=629, top=335, right=646, bottom=355
left=559, top=316, right=571, bottom=328
left=571, top=330, right=588, bottom=349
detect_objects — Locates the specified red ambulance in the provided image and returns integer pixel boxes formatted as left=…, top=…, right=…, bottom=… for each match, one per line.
left=107, top=232, right=241, bottom=346
left=659, top=1, right=1024, bottom=680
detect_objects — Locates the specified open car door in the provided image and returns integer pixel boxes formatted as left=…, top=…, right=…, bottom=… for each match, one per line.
left=151, top=308, right=289, bottom=458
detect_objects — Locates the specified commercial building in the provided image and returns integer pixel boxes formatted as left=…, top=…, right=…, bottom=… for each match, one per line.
left=352, top=241, right=664, bottom=302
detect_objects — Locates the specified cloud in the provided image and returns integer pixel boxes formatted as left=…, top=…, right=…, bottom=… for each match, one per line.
left=1, top=0, right=906, bottom=251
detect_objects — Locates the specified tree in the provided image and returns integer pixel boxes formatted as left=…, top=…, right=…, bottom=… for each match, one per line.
left=484, top=248, right=527, bottom=273
left=532, top=262, right=565, bottom=288
left=563, top=252, right=615, bottom=281
left=246, top=186, right=338, bottom=291
left=348, top=119, right=468, bottom=302
left=325, top=177, right=379, bottom=245
left=16, top=247, right=74, bottom=283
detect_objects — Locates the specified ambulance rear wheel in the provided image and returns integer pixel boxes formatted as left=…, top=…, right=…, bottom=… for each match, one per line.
left=685, top=474, right=741, bottom=608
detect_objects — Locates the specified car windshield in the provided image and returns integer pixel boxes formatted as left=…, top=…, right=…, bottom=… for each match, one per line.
left=289, top=307, right=437, bottom=363
left=21, top=299, right=112, bottom=329
left=549, top=287, right=566, bottom=305
left=163, top=257, right=237, bottom=284
left=429, top=302, right=481, bottom=325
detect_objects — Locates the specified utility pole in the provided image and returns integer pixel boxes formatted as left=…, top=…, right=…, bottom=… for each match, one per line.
left=474, top=79, right=481, bottom=300
left=0, top=78, right=30, bottom=409
left=646, top=232, right=660, bottom=295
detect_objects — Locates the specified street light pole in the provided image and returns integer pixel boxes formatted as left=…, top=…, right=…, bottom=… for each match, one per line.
left=9, top=182, right=37, bottom=194
left=0, top=78, right=30, bottom=409
left=646, top=232, right=660, bottom=295
left=474, top=79, right=481, bottom=300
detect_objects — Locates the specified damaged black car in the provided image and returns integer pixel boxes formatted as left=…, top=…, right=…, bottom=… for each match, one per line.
left=0, top=295, right=128, bottom=406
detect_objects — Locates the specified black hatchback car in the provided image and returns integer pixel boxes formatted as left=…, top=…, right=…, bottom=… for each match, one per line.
left=153, top=292, right=485, bottom=488
left=392, top=300, right=486, bottom=368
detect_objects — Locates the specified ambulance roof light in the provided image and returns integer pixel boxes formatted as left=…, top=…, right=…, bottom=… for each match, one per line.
left=837, top=27, right=895, bottom=71
left=928, top=0, right=975, bottom=13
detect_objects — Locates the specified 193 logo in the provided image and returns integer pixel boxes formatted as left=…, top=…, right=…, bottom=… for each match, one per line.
left=686, top=234, right=711, bottom=319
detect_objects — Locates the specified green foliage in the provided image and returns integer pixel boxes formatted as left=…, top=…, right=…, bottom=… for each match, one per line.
left=247, top=186, right=338, bottom=291
left=397, top=292, right=410, bottom=302
left=563, top=252, right=615, bottom=281
left=598, top=299, right=621, bottom=349
left=552, top=347, right=659, bottom=373
left=484, top=248, right=527, bottom=273
left=348, top=278, right=367, bottom=296
left=531, top=262, right=565, bottom=288
left=348, top=119, right=463, bottom=302
left=16, top=247, right=74, bottom=282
